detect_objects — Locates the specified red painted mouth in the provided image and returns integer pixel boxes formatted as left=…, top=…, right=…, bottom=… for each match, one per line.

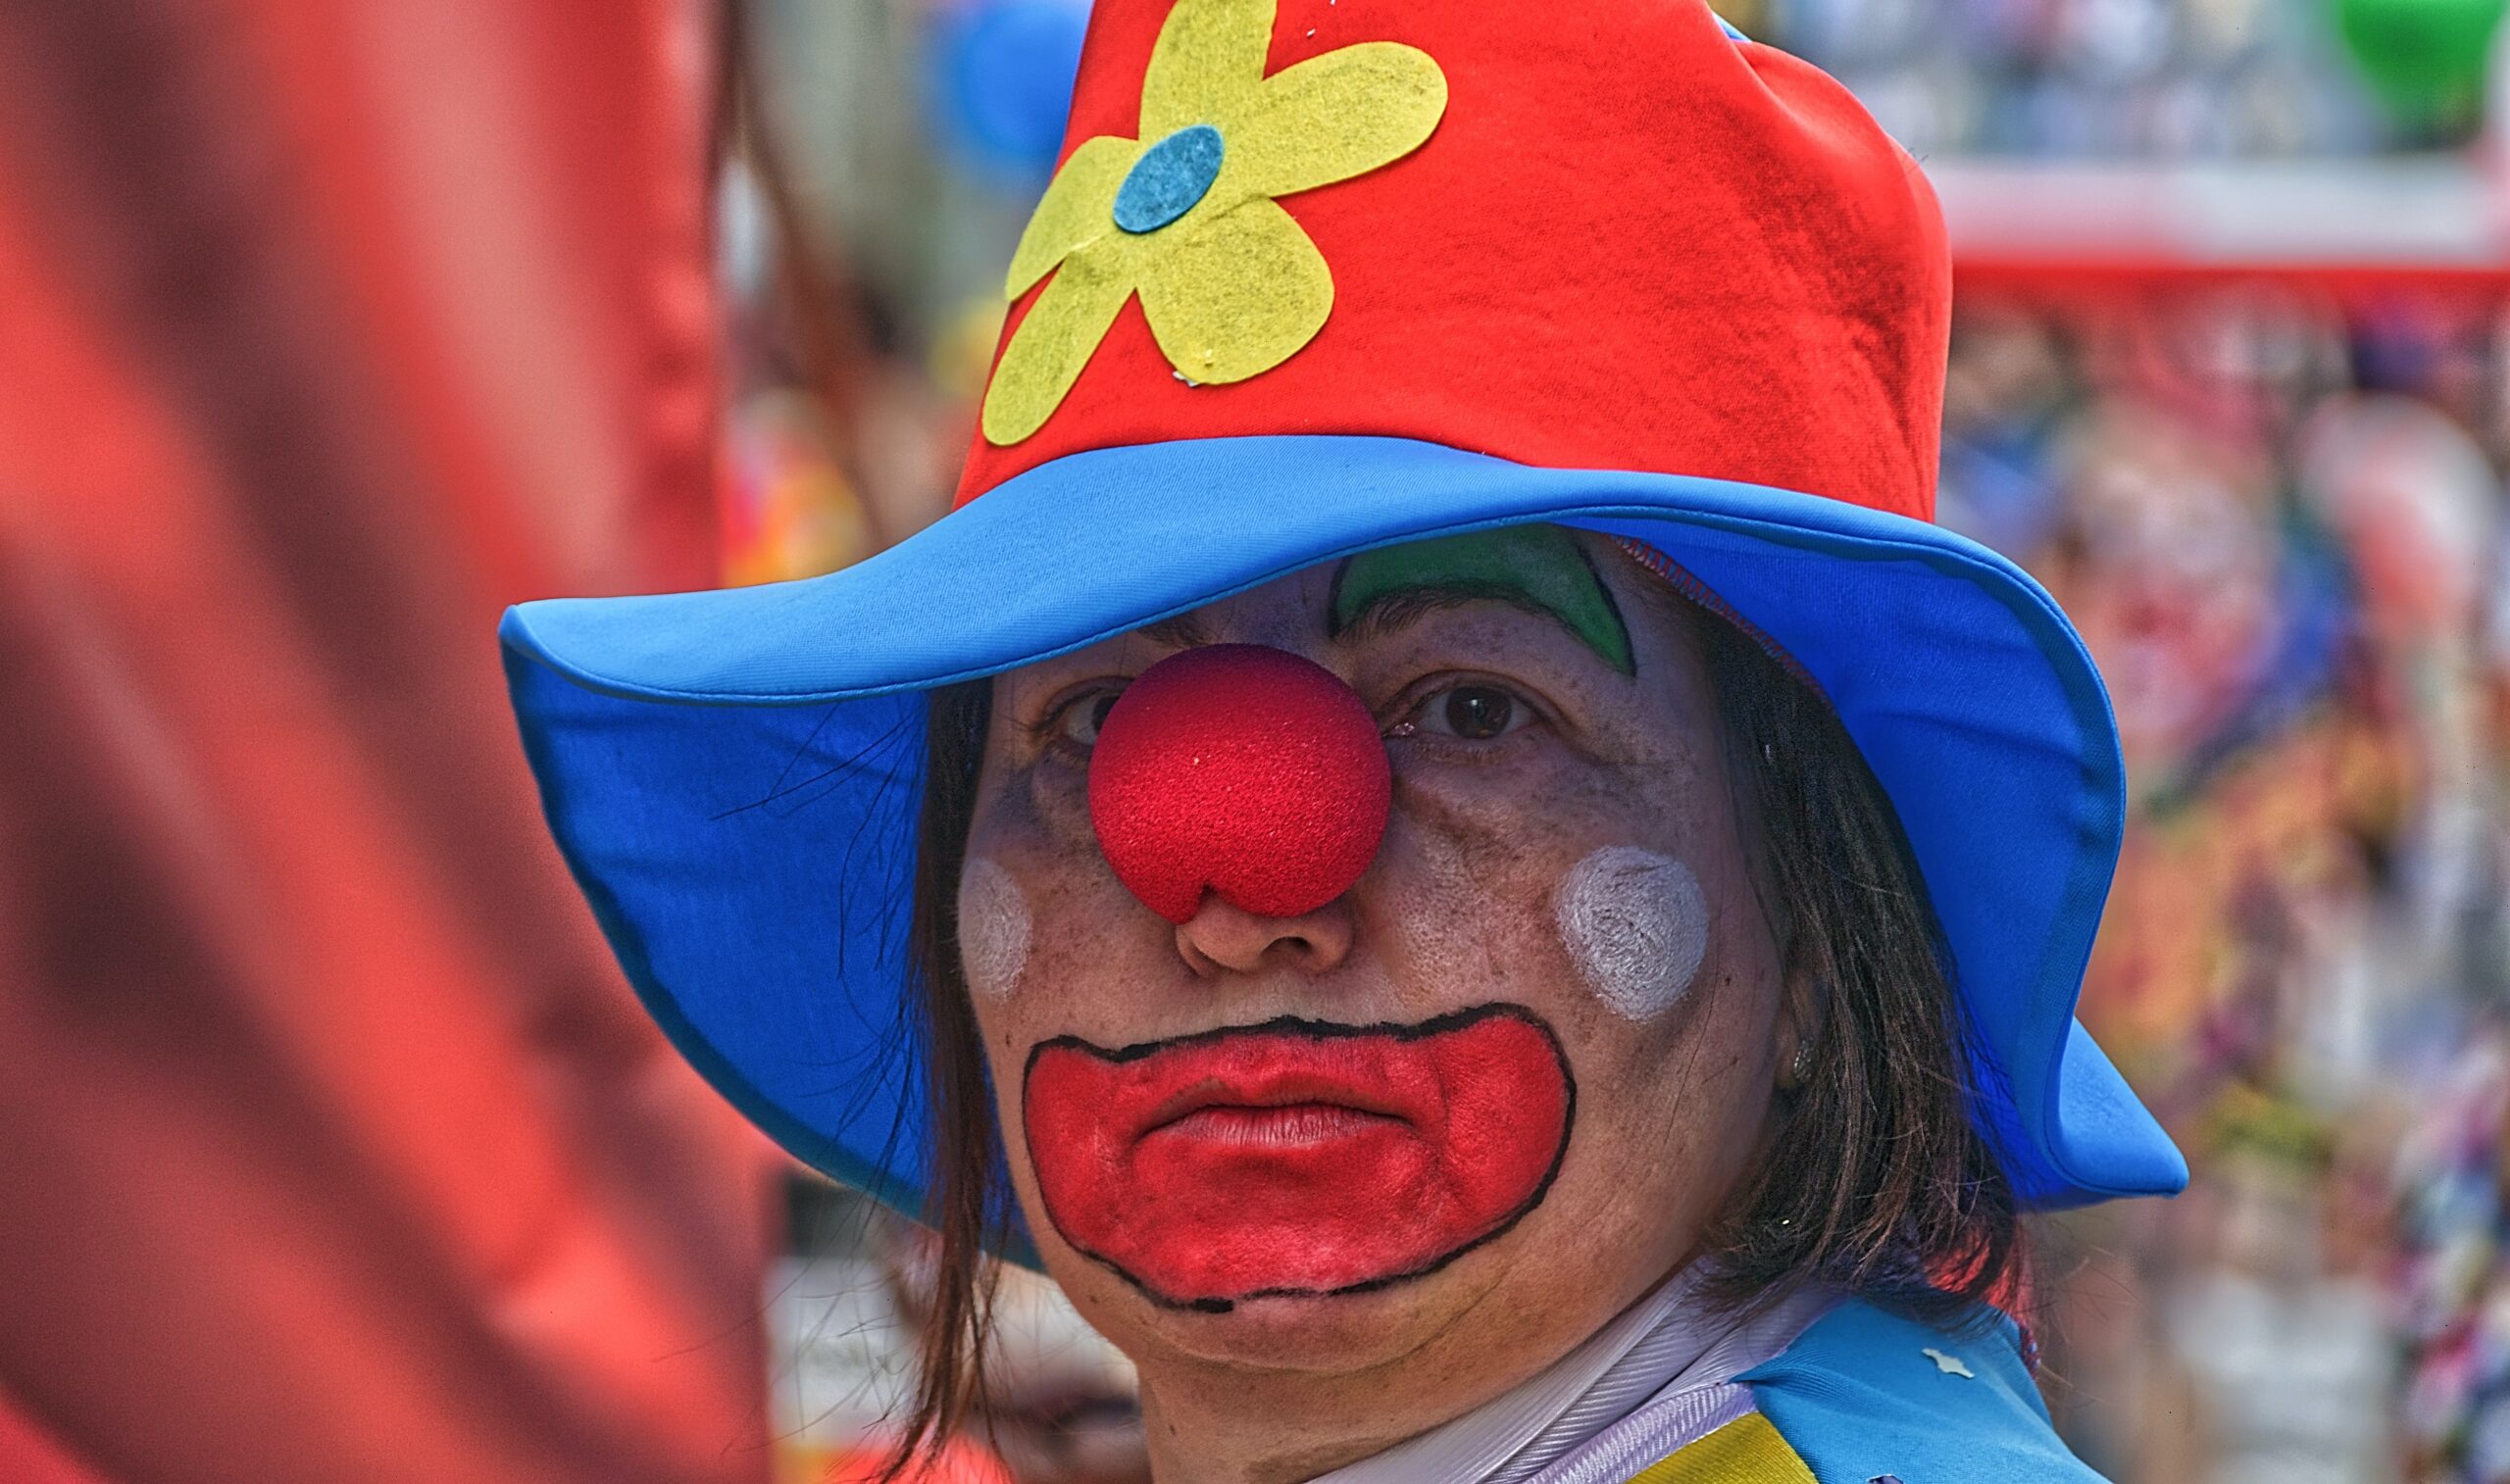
left=1022, top=1005, right=1575, bottom=1311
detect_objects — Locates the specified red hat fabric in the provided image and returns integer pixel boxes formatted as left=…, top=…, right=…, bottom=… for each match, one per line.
left=957, top=0, right=1950, bottom=521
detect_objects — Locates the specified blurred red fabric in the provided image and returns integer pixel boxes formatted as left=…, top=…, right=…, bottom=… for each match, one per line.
left=0, top=4, right=777, bottom=1482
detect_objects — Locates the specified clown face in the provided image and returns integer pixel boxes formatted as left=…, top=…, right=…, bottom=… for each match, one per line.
left=960, top=527, right=1801, bottom=1418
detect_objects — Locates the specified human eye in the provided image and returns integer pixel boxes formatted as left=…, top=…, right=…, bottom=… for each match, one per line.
left=1388, top=677, right=1539, bottom=745
left=1036, top=683, right=1125, bottom=759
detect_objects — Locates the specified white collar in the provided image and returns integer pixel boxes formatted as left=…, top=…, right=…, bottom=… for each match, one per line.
left=1310, top=1263, right=1775, bottom=1484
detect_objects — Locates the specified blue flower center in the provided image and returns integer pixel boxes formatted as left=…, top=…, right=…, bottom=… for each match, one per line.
left=1113, top=124, right=1225, bottom=234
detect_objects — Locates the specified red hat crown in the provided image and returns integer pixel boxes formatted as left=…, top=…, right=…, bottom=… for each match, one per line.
left=957, top=0, right=1950, bottom=523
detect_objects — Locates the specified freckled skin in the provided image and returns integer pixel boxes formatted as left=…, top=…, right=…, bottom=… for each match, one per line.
left=962, top=540, right=1805, bottom=1484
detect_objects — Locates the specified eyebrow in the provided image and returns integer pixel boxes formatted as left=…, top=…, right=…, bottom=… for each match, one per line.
left=1334, top=583, right=1571, bottom=648
left=1327, top=526, right=1635, bottom=673
left=1135, top=611, right=1215, bottom=649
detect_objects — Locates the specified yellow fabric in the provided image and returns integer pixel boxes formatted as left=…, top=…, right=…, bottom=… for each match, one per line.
left=1623, top=1413, right=1819, bottom=1484
left=982, top=0, right=1446, bottom=444
left=1004, top=134, right=1138, bottom=300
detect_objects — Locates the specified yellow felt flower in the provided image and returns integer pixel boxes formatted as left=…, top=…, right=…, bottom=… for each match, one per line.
left=980, top=0, right=1446, bottom=445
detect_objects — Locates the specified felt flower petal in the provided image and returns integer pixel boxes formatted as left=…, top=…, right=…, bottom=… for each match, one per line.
left=1005, top=134, right=1140, bottom=299
left=1135, top=197, right=1330, bottom=385
left=1137, top=0, right=1273, bottom=138
left=1233, top=42, right=1448, bottom=198
left=981, top=247, right=1138, bottom=445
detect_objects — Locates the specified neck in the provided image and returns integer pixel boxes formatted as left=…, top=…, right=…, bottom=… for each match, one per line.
left=1134, top=1352, right=1499, bottom=1484
left=1129, top=1262, right=1704, bottom=1484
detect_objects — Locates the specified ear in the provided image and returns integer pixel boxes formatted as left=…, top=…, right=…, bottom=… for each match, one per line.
left=1772, top=952, right=1829, bottom=1092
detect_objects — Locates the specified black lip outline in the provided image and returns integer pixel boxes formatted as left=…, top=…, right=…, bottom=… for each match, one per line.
left=1021, top=1001, right=1578, bottom=1314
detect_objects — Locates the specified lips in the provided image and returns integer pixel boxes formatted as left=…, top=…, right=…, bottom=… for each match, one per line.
left=1022, top=1004, right=1575, bottom=1311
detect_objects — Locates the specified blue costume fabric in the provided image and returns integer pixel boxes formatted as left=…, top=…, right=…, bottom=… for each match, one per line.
left=1737, top=1301, right=2108, bottom=1482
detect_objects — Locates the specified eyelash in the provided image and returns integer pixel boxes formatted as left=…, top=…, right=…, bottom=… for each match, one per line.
left=1031, top=682, right=1128, bottom=762
left=1388, top=674, right=1547, bottom=754
left=1029, top=671, right=1551, bottom=766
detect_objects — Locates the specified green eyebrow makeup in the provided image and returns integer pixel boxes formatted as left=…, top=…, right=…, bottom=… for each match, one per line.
left=1329, top=525, right=1635, bottom=674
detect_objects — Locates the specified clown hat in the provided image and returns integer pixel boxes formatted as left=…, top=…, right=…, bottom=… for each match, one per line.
left=502, top=0, right=2186, bottom=1224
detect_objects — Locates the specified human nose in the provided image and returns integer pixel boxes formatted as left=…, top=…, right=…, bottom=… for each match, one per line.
left=1174, top=894, right=1356, bottom=977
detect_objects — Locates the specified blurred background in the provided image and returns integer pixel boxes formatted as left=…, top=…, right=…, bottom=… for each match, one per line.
left=5, top=1, right=2510, bottom=1481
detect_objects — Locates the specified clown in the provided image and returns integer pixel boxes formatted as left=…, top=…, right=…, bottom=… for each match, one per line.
left=501, top=2, right=2186, bottom=1479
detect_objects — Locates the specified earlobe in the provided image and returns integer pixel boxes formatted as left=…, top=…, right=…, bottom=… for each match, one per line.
left=1773, top=962, right=1829, bottom=1091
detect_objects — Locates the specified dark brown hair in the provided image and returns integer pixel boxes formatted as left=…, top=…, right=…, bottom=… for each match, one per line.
left=882, top=568, right=2022, bottom=1473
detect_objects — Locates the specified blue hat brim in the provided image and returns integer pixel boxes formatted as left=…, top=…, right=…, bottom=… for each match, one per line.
left=503, top=433, right=2187, bottom=1237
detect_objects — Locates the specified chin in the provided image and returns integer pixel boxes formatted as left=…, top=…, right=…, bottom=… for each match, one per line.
left=1104, top=1269, right=1471, bottom=1374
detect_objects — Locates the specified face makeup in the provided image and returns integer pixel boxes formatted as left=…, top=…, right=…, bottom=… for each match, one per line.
left=972, top=531, right=1788, bottom=1407
left=1022, top=1004, right=1574, bottom=1311
left=1554, top=846, right=1710, bottom=1021
left=958, top=857, right=1033, bottom=1002
left=1330, top=524, right=1634, bottom=673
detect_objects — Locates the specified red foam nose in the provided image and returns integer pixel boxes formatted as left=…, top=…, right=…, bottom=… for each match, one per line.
left=1088, top=644, right=1392, bottom=924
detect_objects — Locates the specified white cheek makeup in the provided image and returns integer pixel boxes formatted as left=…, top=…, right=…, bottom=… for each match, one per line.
left=957, top=857, right=1032, bottom=1002
left=1554, top=846, right=1710, bottom=1020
